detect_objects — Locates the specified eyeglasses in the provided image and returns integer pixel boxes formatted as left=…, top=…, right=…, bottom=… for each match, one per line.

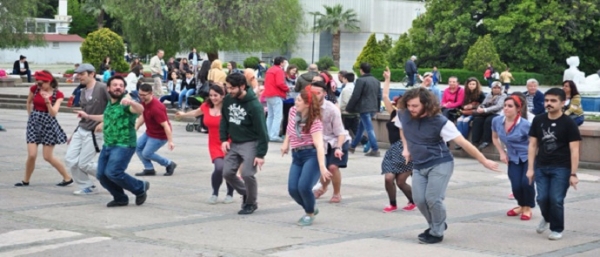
left=138, top=93, right=151, bottom=97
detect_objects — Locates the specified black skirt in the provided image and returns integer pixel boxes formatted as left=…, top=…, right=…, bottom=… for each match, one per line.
left=26, top=110, right=67, bottom=145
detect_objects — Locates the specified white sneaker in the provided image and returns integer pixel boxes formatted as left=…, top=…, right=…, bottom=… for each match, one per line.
left=536, top=220, right=549, bottom=234
left=223, top=195, right=234, bottom=204
left=548, top=231, right=563, bottom=240
left=208, top=195, right=218, bottom=204
left=73, top=186, right=98, bottom=195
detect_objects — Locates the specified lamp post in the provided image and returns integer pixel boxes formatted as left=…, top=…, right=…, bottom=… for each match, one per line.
left=311, top=13, right=317, bottom=64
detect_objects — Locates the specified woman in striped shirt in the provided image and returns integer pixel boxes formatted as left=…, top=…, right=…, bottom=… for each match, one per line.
left=281, top=86, right=332, bottom=226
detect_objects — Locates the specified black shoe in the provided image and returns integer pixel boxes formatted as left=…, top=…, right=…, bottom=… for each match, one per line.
left=418, top=233, right=444, bottom=244
left=15, top=181, right=29, bottom=187
left=238, top=203, right=258, bottom=215
left=136, top=181, right=150, bottom=206
left=135, top=169, right=156, bottom=176
left=418, top=223, right=448, bottom=240
left=477, top=142, right=490, bottom=151
left=164, top=162, right=177, bottom=176
left=107, top=200, right=128, bottom=207
left=56, top=179, right=74, bottom=187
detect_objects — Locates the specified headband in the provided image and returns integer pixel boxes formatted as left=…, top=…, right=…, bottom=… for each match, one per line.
left=510, top=95, right=522, bottom=108
left=34, top=71, right=53, bottom=82
left=305, top=85, right=313, bottom=104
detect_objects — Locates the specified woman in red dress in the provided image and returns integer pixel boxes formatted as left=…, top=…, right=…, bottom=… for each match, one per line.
left=176, top=84, right=234, bottom=204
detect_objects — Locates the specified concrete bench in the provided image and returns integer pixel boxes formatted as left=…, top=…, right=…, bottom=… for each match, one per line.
left=0, top=77, right=20, bottom=87
left=371, top=112, right=600, bottom=169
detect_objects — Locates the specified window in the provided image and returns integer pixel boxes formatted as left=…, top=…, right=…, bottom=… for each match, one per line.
left=52, top=42, right=59, bottom=48
left=48, top=23, right=56, bottom=33
left=35, top=23, right=46, bottom=33
left=26, top=22, right=35, bottom=33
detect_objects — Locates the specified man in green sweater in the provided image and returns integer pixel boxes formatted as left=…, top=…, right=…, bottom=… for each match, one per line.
left=220, top=73, right=269, bottom=215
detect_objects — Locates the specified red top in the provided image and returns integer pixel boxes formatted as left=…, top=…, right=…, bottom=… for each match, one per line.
left=286, top=106, right=323, bottom=149
left=201, top=102, right=225, bottom=161
left=262, top=65, right=288, bottom=98
left=141, top=97, right=171, bottom=140
left=30, top=85, right=64, bottom=112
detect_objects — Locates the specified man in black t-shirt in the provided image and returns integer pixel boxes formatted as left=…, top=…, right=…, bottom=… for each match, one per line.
left=527, top=88, right=581, bottom=241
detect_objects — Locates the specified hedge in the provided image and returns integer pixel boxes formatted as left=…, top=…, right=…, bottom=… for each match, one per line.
left=361, top=68, right=562, bottom=86
left=289, top=57, right=308, bottom=70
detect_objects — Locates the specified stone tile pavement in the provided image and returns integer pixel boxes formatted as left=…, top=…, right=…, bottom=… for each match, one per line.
left=1, top=109, right=600, bottom=257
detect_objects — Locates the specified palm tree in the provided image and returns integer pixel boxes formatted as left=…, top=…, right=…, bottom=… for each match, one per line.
left=81, top=0, right=108, bottom=29
left=310, top=4, right=360, bottom=68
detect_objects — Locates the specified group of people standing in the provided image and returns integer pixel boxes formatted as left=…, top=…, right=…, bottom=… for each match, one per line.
left=12, top=54, right=585, bottom=245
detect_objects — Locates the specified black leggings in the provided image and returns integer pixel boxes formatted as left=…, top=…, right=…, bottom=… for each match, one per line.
left=384, top=172, right=413, bottom=205
left=212, top=158, right=234, bottom=196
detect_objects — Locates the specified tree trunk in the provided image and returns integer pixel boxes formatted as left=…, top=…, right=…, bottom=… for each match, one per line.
left=97, top=9, right=104, bottom=29
left=207, top=52, right=219, bottom=62
left=332, top=30, right=341, bottom=68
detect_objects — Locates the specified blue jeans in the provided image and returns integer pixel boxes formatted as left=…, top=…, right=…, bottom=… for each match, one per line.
left=128, top=90, right=140, bottom=103
left=266, top=97, right=283, bottom=140
left=570, top=115, right=584, bottom=126
left=178, top=88, right=195, bottom=108
left=350, top=112, right=379, bottom=151
left=13, top=69, right=31, bottom=82
left=97, top=146, right=145, bottom=202
left=456, top=115, right=473, bottom=139
left=535, top=166, right=571, bottom=233
left=136, top=133, right=171, bottom=170
left=288, top=148, right=321, bottom=213
left=508, top=160, right=535, bottom=207
left=160, top=91, right=179, bottom=107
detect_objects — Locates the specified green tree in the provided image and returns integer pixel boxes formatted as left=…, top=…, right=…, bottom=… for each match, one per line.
left=463, top=34, right=506, bottom=72
left=104, top=0, right=303, bottom=61
left=0, top=0, right=45, bottom=49
left=354, top=33, right=387, bottom=70
left=81, top=0, right=108, bottom=29
left=310, top=4, right=360, bottom=68
left=68, top=0, right=96, bottom=37
left=378, top=34, right=393, bottom=54
left=386, top=33, right=413, bottom=69
left=402, top=0, right=600, bottom=74
left=80, top=28, right=129, bottom=72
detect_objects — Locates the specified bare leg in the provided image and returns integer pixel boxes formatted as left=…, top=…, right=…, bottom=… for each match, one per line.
left=24, top=143, right=38, bottom=182
left=42, top=145, right=71, bottom=181
left=329, top=165, right=342, bottom=195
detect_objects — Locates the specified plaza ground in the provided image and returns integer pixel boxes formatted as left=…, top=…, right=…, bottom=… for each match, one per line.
left=1, top=109, right=600, bottom=256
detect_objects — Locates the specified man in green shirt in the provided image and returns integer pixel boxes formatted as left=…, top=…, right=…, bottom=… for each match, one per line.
left=78, top=76, right=149, bottom=207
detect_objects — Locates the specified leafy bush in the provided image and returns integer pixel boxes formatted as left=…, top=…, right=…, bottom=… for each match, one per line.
left=243, top=56, right=261, bottom=70
left=354, top=33, right=388, bottom=71
left=222, top=62, right=229, bottom=68
left=378, top=34, right=393, bottom=54
left=463, top=34, right=506, bottom=72
left=65, top=69, right=75, bottom=74
left=329, top=66, right=339, bottom=71
left=80, top=28, right=129, bottom=73
left=386, top=33, right=412, bottom=69
left=289, top=57, right=308, bottom=70
left=365, top=68, right=561, bottom=85
left=316, top=56, right=335, bottom=71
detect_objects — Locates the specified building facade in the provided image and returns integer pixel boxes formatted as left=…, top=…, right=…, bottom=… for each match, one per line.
left=219, top=0, right=425, bottom=71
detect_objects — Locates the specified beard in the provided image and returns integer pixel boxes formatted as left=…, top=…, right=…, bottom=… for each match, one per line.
left=410, top=109, right=425, bottom=119
left=231, top=90, right=242, bottom=99
left=109, top=90, right=124, bottom=99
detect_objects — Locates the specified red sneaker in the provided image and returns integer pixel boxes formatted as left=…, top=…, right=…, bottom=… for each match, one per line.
left=383, top=205, right=398, bottom=213
left=402, top=203, right=417, bottom=211
left=508, top=193, right=515, bottom=200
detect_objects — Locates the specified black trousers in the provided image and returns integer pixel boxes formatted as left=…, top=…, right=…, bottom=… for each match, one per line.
left=471, top=114, right=498, bottom=144
left=342, top=115, right=368, bottom=145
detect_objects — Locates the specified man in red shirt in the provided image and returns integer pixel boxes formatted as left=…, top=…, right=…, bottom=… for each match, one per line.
left=134, top=83, right=177, bottom=176
left=262, top=56, right=289, bottom=142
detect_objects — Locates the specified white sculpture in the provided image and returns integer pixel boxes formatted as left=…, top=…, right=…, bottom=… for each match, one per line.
left=563, top=56, right=600, bottom=94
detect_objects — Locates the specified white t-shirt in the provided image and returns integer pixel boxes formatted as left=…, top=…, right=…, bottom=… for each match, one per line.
left=19, top=62, right=25, bottom=69
left=394, top=115, right=462, bottom=142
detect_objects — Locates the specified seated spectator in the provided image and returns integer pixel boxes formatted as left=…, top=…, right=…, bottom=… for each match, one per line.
left=102, top=65, right=112, bottom=82
left=524, top=78, right=545, bottom=115
left=12, top=55, right=32, bottom=82
left=179, top=58, right=190, bottom=75
left=227, top=61, right=242, bottom=74
left=471, top=82, right=507, bottom=150
left=178, top=70, right=197, bottom=110
left=441, top=76, right=465, bottom=122
left=130, top=58, right=143, bottom=72
left=455, top=77, right=485, bottom=149
left=420, top=72, right=441, bottom=102
left=563, top=80, right=584, bottom=126
left=126, top=65, right=142, bottom=102
left=160, top=71, right=181, bottom=108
